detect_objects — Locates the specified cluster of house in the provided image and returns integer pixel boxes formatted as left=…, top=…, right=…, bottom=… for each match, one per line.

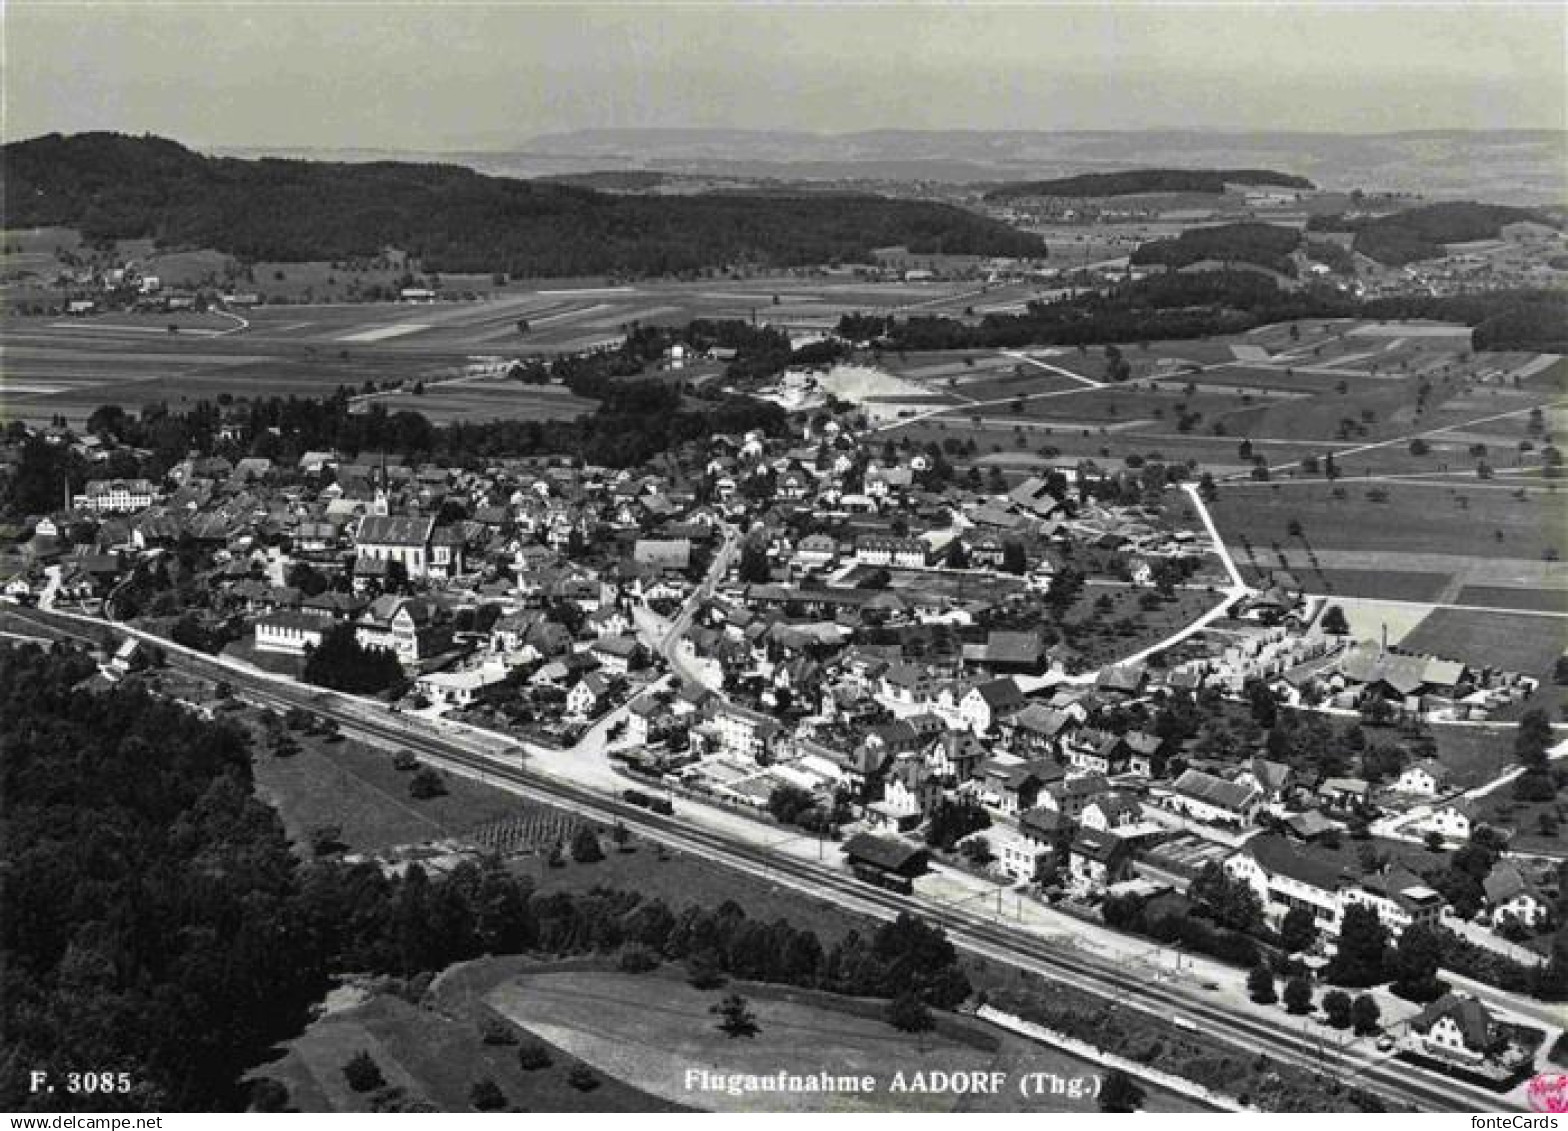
left=3, top=421, right=1552, bottom=970
left=639, top=586, right=1554, bottom=958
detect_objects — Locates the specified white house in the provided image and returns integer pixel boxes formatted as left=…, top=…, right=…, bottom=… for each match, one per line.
left=713, top=702, right=783, bottom=761
left=1423, top=800, right=1476, bottom=843
left=76, top=479, right=158, bottom=514
left=355, top=514, right=437, bottom=579
left=255, top=611, right=327, bottom=656
left=1408, top=994, right=1501, bottom=1064
left=567, top=672, right=612, bottom=717
left=996, top=831, right=1053, bottom=883
left=1164, top=769, right=1262, bottom=827
left=1225, top=834, right=1343, bottom=936
left=589, top=634, right=642, bottom=676
left=1394, top=759, right=1452, bottom=798
left=854, top=535, right=929, bottom=569
left=1483, top=862, right=1550, bottom=929
left=416, top=662, right=510, bottom=708
left=959, top=678, right=1027, bottom=736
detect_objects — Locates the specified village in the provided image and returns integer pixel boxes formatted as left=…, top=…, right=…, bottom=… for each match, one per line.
left=1, top=385, right=1562, bottom=1092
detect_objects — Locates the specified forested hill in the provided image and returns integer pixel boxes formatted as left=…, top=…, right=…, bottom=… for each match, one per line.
left=984, top=168, right=1314, bottom=199
left=2, top=132, right=1045, bottom=275
left=1130, top=222, right=1303, bottom=276
left=1307, top=202, right=1557, bottom=266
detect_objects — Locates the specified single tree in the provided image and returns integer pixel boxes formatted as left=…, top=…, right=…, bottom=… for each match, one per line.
left=479, top=1016, right=518, bottom=1045
left=1351, top=993, right=1382, bottom=1035
left=343, top=1051, right=385, bottom=1093
left=1389, top=924, right=1445, bottom=1002
left=712, top=992, right=760, bottom=1039
left=1280, top=906, right=1318, bottom=954
left=408, top=767, right=447, bottom=799
left=469, top=1077, right=507, bottom=1111
left=1248, top=964, right=1277, bottom=1005
left=1283, top=975, right=1315, bottom=1015
left=1320, top=605, right=1350, bottom=635
left=1322, top=990, right=1354, bottom=1029
left=516, top=1042, right=553, bottom=1071
left=569, top=825, right=605, bottom=863
left=1328, top=904, right=1390, bottom=987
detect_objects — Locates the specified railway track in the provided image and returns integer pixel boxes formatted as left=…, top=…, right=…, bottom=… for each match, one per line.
left=0, top=606, right=1524, bottom=1112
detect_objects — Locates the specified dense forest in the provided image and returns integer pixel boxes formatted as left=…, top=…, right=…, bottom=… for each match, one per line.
left=1308, top=202, right=1555, bottom=266
left=0, top=645, right=325, bottom=1109
left=0, top=645, right=971, bottom=1111
left=3, top=133, right=1045, bottom=275
left=1129, top=222, right=1302, bottom=276
left=984, top=168, right=1314, bottom=199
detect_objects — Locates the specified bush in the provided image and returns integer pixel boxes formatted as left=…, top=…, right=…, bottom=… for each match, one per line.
left=570, top=825, right=604, bottom=863
left=567, top=1064, right=600, bottom=1092
left=392, top=749, right=419, bottom=772
left=343, top=1050, right=385, bottom=1093
left=408, top=767, right=447, bottom=799
left=516, top=1042, right=553, bottom=1071
left=479, top=1015, right=518, bottom=1045
left=469, top=1077, right=506, bottom=1111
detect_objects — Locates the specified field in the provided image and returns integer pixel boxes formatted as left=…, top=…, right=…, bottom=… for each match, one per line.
left=1316, top=597, right=1439, bottom=645
left=368, top=378, right=598, bottom=424
left=1298, top=569, right=1451, bottom=602
left=1207, top=480, right=1564, bottom=579
left=486, top=968, right=1203, bottom=1113
left=1056, top=586, right=1220, bottom=668
left=258, top=965, right=680, bottom=1113
left=0, top=271, right=1012, bottom=427
left=248, top=724, right=542, bottom=855
left=1425, top=726, right=1519, bottom=792
left=511, top=832, right=871, bottom=945
left=1452, top=585, right=1568, bottom=613
left=871, top=318, right=1565, bottom=496
left=1397, top=608, right=1566, bottom=681
left=1471, top=790, right=1568, bottom=856
left=262, top=957, right=1203, bottom=1113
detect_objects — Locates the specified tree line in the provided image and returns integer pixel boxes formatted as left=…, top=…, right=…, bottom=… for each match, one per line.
left=838, top=270, right=1567, bottom=355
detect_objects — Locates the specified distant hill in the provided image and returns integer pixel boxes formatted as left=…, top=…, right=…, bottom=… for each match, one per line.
left=984, top=169, right=1315, bottom=200
left=2, top=132, right=1045, bottom=276
left=1129, top=222, right=1303, bottom=276
left=1328, top=202, right=1558, bottom=266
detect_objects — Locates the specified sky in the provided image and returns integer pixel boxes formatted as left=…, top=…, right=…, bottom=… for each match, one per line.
left=5, top=2, right=1565, bottom=150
